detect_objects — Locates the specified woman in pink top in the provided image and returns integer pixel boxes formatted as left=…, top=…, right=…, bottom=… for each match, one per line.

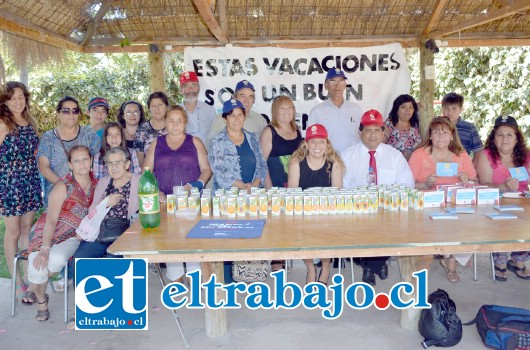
left=409, top=116, right=477, bottom=190
left=408, top=116, right=477, bottom=283
left=476, top=115, right=530, bottom=281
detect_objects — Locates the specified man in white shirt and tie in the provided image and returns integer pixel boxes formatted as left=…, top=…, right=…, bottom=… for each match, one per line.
left=341, top=109, right=414, bottom=286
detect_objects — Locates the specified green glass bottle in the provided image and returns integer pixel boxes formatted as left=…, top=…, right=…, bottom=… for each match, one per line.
left=138, top=167, right=160, bottom=228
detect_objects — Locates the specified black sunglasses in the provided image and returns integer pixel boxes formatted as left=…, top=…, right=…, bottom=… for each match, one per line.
left=59, top=108, right=81, bottom=115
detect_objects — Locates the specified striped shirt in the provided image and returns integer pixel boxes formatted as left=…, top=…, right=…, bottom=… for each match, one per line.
left=183, top=101, right=217, bottom=145
left=455, top=117, right=484, bottom=154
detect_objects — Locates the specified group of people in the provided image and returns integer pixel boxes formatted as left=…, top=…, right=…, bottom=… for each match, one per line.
left=1, top=68, right=529, bottom=321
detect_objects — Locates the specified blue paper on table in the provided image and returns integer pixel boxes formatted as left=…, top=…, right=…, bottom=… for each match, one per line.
left=509, top=166, right=529, bottom=181
left=186, top=219, right=266, bottom=239
left=436, top=162, right=458, bottom=177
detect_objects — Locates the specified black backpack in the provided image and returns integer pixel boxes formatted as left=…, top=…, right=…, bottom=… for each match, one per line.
left=418, top=289, right=463, bottom=348
left=464, top=305, right=530, bottom=350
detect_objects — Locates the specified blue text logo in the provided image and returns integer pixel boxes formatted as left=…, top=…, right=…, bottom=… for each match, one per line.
left=75, top=258, right=148, bottom=330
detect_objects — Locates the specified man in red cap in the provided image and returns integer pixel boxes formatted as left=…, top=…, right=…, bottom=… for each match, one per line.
left=308, top=68, right=363, bottom=153
left=179, top=71, right=216, bottom=145
left=341, top=109, right=414, bottom=285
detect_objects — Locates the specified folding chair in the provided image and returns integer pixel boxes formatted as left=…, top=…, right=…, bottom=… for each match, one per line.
left=11, top=250, right=70, bottom=322
left=472, top=252, right=496, bottom=282
left=337, top=258, right=355, bottom=283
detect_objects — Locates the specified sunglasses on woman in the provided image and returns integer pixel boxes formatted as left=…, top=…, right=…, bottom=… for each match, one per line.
left=59, top=108, right=81, bottom=115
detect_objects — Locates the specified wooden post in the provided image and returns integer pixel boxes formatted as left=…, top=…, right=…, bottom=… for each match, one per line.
left=148, top=49, right=166, bottom=93
left=397, top=256, right=423, bottom=330
left=419, top=45, right=435, bottom=139
left=201, top=261, right=227, bottom=337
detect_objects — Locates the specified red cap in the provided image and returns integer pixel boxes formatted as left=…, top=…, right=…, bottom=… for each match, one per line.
left=305, top=124, right=328, bottom=141
left=179, top=71, right=198, bottom=85
left=360, top=109, right=384, bottom=127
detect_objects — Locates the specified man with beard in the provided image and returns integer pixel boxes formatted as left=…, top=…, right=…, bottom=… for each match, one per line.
left=179, top=72, right=217, bottom=145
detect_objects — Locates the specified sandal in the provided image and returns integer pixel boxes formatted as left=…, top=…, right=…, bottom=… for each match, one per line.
left=317, top=268, right=329, bottom=286
left=494, top=264, right=508, bottom=282
left=440, top=259, right=459, bottom=283
left=21, top=290, right=36, bottom=305
left=507, top=260, right=530, bottom=280
left=35, top=294, right=50, bottom=322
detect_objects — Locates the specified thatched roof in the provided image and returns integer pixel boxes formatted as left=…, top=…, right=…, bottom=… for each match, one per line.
left=0, top=0, right=529, bottom=53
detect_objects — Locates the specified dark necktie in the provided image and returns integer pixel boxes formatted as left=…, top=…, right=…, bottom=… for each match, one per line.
left=368, top=150, right=377, bottom=185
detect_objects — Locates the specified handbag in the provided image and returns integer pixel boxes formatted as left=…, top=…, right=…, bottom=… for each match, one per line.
left=97, top=217, right=130, bottom=243
left=232, top=260, right=269, bottom=283
left=76, top=197, right=111, bottom=242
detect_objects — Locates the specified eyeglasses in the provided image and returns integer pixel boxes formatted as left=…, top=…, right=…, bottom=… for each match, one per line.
left=59, top=108, right=81, bottom=115
left=125, top=111, right=140, bottom=116
left=327, top=80, right=347, bottom=86
left=106, top=160, right=127, bottom=168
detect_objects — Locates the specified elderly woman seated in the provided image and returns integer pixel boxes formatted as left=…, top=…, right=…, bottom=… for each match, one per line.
left=70, top=147, right=140, bottom=276
left=476, top=115, right=530, bottom=281
left=23, top=145, right=97, bottom=321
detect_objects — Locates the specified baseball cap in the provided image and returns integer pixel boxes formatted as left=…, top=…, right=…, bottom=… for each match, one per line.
left=360, top=109, right=384, bottom=127
left=222, top=99, right=245, bottom=114
left=325, top=68, right=348, bottom=81
left=305, top=124, right=328, bottom=141
left=234, top=80, right=255, bottom=93
left=179, top=71, right=198, bottom=85
left=88, top=97, right=109, bottom=111
left=494, top=115, right=518, bottom=128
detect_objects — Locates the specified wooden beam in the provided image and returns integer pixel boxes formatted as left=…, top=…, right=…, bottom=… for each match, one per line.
left=445, top=37, right=530, bottom=47
left=83, top=35, right=530, bottom=53
left=0, top=12, right=83, bottom=52
left=429, top=0, right=530, bottom=38
left=193, top=0, right=229, bottom=44
left=148, top=50, right=166, bottom=93
left=80, top=0, right=115, bottom=46
left=217, top=0, right=228, bottom=34
left=89, top=36, right=220, bottom=47
left=419, top=45, right=435, bottom=139
left=422, top=0, right=448, bottom=36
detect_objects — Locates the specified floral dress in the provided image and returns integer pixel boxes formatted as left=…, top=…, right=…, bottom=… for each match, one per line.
left=384, top=117, right=421, bottom=157
left=133, top=120, right=167, bottom=154
left=0, top=125, right=42, bottom=216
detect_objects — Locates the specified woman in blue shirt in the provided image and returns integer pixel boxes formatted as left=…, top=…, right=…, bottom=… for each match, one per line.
left=208, top=99, right=267, bottom=191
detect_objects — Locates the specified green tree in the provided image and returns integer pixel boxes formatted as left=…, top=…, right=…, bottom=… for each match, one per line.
left=406, top=46, right=529, bottom=139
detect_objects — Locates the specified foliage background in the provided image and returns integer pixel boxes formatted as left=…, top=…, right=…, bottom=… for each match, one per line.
left=18, top=52, right=185, bottom=132
left=406, top=46, right=529, bottom=139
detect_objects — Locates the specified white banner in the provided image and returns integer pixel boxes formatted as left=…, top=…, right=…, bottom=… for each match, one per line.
left=183, top=44, right=411, bottom=132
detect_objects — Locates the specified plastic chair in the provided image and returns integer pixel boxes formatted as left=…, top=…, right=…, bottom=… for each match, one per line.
left=11, top=250, right=70, bottom=323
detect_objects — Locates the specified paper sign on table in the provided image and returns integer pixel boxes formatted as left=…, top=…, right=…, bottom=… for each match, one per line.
left=430, top=212, right=458, bottom=220
left=436, top=162, right=458, bottom=177
left=485, top=213, right=517, bottom=220
left=509, top=167, right=529, bottom=181
left=186, top=219, right=266, bottom=238
left=423, top=191, right=445, bottom=208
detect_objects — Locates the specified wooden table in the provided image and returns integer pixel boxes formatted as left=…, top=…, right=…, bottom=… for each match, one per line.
left=109, top=198, right=530, bottom=337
